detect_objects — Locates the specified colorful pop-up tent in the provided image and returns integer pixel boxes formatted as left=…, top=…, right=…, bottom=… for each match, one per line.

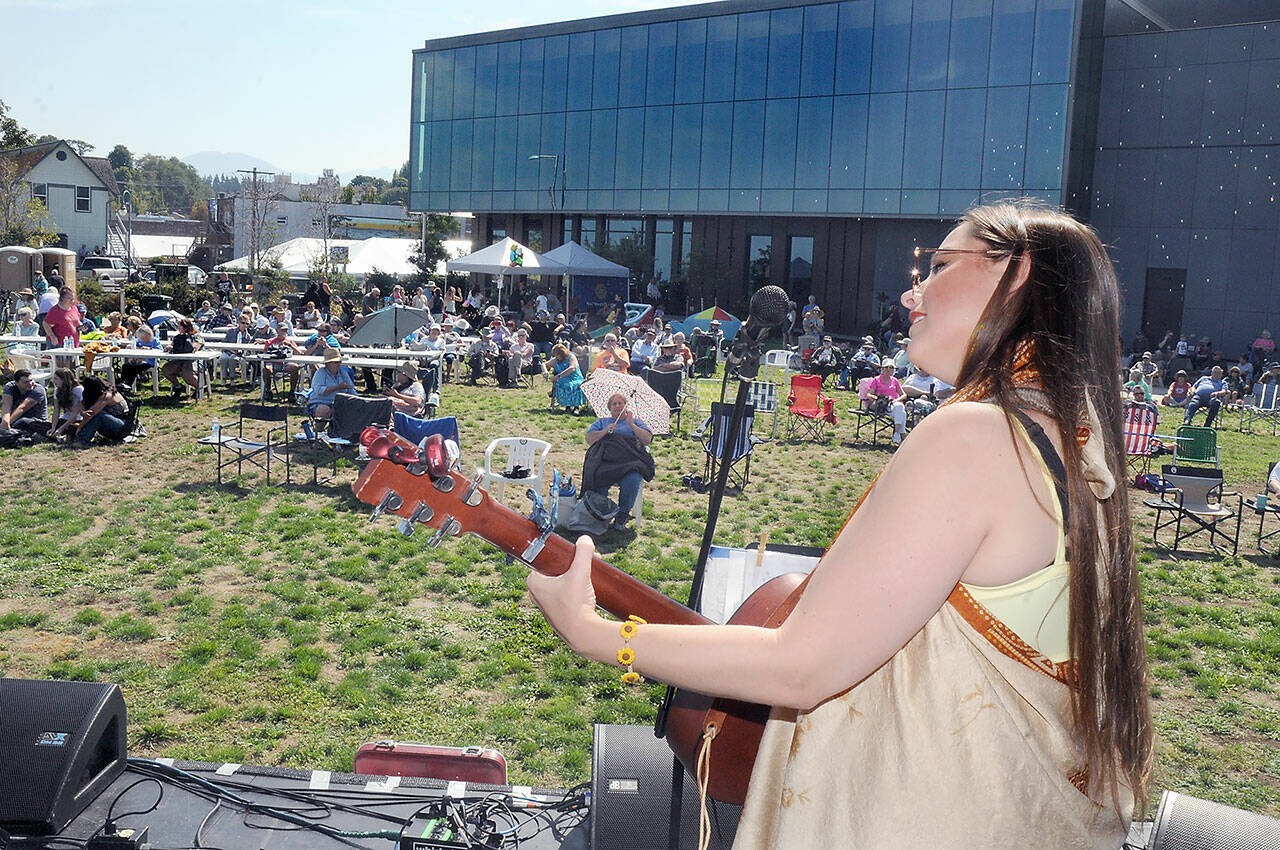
left=668, top=305, right=742, bottom=340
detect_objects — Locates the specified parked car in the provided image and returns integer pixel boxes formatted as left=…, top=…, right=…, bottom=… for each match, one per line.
left=78, top=256, right=134, bottom=285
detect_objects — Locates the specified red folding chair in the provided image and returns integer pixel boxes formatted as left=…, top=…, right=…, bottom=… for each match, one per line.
left=786, top=374, right=836, bottom=441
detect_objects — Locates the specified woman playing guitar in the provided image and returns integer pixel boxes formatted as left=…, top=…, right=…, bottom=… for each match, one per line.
left=527, top=201, right=1153, bottom=847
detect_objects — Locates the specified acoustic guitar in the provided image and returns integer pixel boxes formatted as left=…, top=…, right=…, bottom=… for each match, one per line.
left=351, top=428, right=809, bottom=805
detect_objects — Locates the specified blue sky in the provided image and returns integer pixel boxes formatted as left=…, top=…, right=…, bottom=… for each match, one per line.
left=2, top=0, right=690, bottom=178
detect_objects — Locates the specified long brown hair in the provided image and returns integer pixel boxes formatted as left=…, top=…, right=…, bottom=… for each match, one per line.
left=53, top=367, right=80, bottom=409
left=957, top=200, right=1152, bottom=809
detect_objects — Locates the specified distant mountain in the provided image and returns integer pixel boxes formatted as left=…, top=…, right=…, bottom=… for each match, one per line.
left=183, top=151, right=398, bottom=184
left=347, top=165, right=400, bottom=181
left=182, top=151, right=300, bottom=180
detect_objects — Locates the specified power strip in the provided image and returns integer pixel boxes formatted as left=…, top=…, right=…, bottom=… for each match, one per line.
left=398, top=803, right=502, bottom=850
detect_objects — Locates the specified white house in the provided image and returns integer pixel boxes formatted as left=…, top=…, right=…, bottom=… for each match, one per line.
left=0, top=140, right=119, bottom=254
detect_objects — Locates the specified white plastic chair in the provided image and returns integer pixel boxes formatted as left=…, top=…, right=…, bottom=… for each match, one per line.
left=479, top=437, right=551, bottom=503
left=762, top=348, right=801, bottom=385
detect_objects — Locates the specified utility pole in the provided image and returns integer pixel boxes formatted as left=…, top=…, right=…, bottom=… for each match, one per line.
left=237, top=167, right=275, bottom=284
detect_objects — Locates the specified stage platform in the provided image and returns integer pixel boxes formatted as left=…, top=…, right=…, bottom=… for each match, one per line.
left=35, top=758, right=587, bottom=849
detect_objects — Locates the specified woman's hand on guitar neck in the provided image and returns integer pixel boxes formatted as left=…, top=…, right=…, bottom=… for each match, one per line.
left=527, top=535, right=603, bottom=654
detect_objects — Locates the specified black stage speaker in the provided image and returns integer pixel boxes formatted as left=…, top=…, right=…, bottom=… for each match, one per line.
left=0, top=679, right=127, bottom=835
left=1149, top=790, right=1280, bottom=850
left=591, top=724, right=739, bottom=850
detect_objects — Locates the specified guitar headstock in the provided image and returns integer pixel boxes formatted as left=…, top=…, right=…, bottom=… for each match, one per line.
left=353, top=428, right=557, bottom=562
left=353, top=430, right=709, bottom=628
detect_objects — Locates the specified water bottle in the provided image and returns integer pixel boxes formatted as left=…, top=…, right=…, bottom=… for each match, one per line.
left=211, top=417, right=220, bottom=439
left=62, top=335, right=71, bottom=350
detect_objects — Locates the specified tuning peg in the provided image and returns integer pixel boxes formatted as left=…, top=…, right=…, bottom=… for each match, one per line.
left=396, top=503, right=434, bottom=537
left=427, top=516, right=460, bottom=549
left=369, top=490, right=403, bottom=523
left=461, top=472, right=486, bottom=503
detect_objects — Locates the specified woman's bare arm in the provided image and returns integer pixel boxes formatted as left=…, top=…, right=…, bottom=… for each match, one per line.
left=530, top=403, right=1020, bottom=709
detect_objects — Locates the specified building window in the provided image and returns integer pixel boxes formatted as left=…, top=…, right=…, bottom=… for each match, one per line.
left=787, top=236, right=814, bottom=300
left=748, top=234, right=771, bottom=290
left=654, top=218, right=674, bottom=283
left=277, top=216, right=288, bottom=226
left=75, top=186, right=91, bottom=213
left=31, top=183, right=47, bottom=205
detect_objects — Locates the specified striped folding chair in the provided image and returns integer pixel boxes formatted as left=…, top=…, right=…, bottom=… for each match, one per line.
left=746, top=379, right=780, bottom=440
left=702, top=402, right=760, bottom=491
left=1122, top=400, right=1160, bottom=473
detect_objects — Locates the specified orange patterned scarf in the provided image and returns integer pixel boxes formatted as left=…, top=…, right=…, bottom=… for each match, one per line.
left=940, top=338, right=1091, bottom=448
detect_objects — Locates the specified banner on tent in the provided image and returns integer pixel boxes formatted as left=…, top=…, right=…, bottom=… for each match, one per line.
left=572, top=276, right=628, bottom=320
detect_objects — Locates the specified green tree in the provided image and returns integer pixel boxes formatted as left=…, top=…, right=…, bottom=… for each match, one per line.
left=107, top=144, right=133, bottom=171
left=0, top=99, right=35, bottom=150
left=379, top=162, right=410, bottom=207
left=0, top=160, right=56, bottom=246
left=681, top=242, right=733, bottom=310
left=748, top=243, right=772, bottom=292
left=409, top=213, right=458, bottom=287
left=131, top=155, right=207, bottom=214
left=34, top=135, right=93, bottom=155
left=594, top=232, right=654, bottom=296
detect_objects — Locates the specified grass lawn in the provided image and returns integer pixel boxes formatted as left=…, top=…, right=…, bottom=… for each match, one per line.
left=0, top=375, right=1277, bottom=815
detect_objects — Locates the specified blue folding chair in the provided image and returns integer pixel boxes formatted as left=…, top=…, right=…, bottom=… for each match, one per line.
left=393, top=412, right=460, bottom=449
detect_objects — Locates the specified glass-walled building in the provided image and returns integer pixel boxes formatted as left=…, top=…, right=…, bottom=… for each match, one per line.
left=410, top=0, right=1280, bottom=351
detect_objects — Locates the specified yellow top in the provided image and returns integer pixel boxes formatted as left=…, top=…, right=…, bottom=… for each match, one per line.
left=960, top=416, right=1071, bottom=663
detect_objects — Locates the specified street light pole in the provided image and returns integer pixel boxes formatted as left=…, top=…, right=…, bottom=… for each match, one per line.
left=528, top=154, right=560, bottom=211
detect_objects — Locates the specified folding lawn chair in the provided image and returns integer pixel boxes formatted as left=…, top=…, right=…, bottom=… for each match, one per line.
left=209, top=402, right=291, bottom=486
left=701, top=402, right=759, bottom=491
left=1172, top=425, right=1219, bottom=468
left=1144, top=463, right=1242, bottom=555
left=645, top=369, right=684, bottom=435
left=1122, top=400, right=1161, bottom=473
left=1240, top=382, right=1280, bottom=436
left=850, top=376, right=894, bottom=445
left=746, top=379, right=780, bottom=440
left=786, top=374, right=836, bottom=442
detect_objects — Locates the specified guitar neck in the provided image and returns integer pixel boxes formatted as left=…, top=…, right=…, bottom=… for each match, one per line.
left=517, top=530, right=712, bottom=627
left=353, top=459, right=711, bottom=628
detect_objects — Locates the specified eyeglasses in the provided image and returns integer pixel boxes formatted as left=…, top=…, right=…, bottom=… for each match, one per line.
left=909, top=246, right=1004, bottom=291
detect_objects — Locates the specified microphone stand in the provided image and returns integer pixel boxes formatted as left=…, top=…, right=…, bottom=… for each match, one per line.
left=654, top=325, right=765, bottom=850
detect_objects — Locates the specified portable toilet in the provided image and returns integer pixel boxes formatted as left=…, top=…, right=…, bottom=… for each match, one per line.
left=40, top=247, right=77, bottom=286
left=0, top=246, right=41, bottom=292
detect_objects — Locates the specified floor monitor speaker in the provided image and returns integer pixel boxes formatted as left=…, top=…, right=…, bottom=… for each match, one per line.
left=0, top=679, right=127, bottom=836
left=1150, top=790, right=1280, bottom=850
left=591, top=723, right=739, bottom=850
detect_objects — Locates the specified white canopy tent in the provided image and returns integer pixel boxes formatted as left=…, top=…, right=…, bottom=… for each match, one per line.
left=540, top=240, right=628, bottom=277
left=541, top=240, right=629, bottom=317
left=217, top=236, right=472, bottom=279
left=445, top=237, right=566, bottom=311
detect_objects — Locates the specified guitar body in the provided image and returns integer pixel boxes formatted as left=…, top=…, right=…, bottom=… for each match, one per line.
left=661, top=571, right=808, bottom=806
left=351, top=444, right=812, bottom=809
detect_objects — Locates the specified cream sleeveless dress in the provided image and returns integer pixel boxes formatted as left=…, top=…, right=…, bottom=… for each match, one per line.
left=732, top=416, right=1131, bottom=849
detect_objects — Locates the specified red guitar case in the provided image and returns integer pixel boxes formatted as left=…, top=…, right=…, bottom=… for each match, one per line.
left=354, top=740, right=509, bottom=785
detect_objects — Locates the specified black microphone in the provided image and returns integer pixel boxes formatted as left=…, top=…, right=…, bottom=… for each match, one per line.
left=728, top=285, right=790, bottom=379
left=742, top=285, right=790, bottom=339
